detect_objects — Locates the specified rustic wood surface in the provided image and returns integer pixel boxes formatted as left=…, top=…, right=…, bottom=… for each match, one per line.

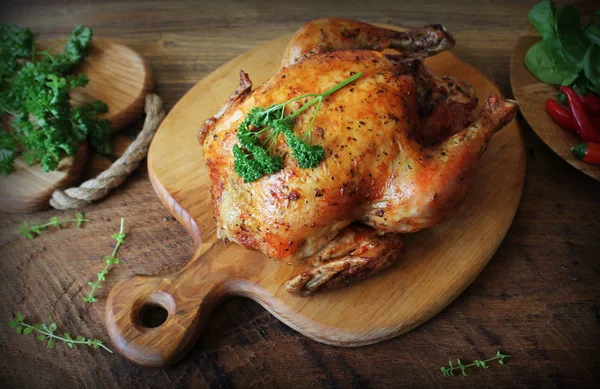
left=0, top=38, right=152, bottom=214
left=1, top=0, right=599, bottom=388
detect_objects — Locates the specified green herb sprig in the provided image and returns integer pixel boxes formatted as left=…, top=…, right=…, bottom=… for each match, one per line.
left=18, top=212, right=88, bottom=239
left=440, top=351, right=511, bottom=377
left=233, top=72, right=362, bottom=183
left=0, top=23, right=112, bottom=175
left=525, top=1, right=600, bottom=96
left=9, top=312, right=112, bottom=353
left=83, top=218, right=126, bottom=303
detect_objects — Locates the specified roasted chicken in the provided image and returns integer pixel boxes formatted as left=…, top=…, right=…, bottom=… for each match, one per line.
left=199, top=18, right=518, bottom=296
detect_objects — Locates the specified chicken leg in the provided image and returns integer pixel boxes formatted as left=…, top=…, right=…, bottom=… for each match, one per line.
left=282, top=18, right=455, bottom=67
left=285, top=225, right=404, bottom=296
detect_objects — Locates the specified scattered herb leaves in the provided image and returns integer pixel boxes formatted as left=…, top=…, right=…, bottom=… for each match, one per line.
left=9, top=312, right=112, bottom=353
left=18, top=212, right=88, bottom=239
left=440, top=351, right=511, bottom=377
left=83, top=217, right=126, bottom=303
left=233, top=72, right=362, bottom=183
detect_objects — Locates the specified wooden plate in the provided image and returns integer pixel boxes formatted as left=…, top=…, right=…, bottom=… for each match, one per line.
left=510, top=25, right=600, bottom=181
left=105, top=33, right=526, bottom=367
left=0, top=38, right=153, bottom=213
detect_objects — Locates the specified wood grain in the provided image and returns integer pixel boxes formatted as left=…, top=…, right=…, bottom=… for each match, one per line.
left=1, top=1, right=599, bottom=388
left=0, top=39, right=153, bottom=214
left=104, top=31, right=526, bottom=367
left=510, top=25, right=600, bottom=181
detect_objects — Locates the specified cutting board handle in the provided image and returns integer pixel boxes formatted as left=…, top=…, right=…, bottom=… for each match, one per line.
left=105, top=261, right=228, bottom=367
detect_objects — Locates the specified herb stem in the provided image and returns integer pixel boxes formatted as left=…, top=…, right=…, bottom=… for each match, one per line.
left=18, top=322, right=113, bottom=353
left=440, top=351, right=511, bottom=377
left=288, top=72, right=362, bottom=120
left=84, top=218, right=126, bottom=303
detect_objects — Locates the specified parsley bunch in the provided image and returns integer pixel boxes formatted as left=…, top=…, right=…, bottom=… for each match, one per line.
left=0, top=23, right=112, bottom=175
left=233, top=72, right=362, bottom=183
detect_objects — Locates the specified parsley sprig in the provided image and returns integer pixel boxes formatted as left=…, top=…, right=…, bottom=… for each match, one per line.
left=0, top=23, right=112, bottom=175
left=83, top=217, right=126, bottom=303
left=233, top=72, right=362, bottom=182
left=18, top=212, right=88, bottom=239
left=9, top=312, right=112, bottom=353
left=440, top=351, right=511, bottom=377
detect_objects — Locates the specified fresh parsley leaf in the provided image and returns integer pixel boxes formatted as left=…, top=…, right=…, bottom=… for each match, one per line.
left=232, top=72, right=361, bottom=183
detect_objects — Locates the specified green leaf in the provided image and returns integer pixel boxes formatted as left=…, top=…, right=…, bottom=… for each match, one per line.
left=584, top=44, right=600, bottom=90
left=529, top=0, right=557, bottom=40
left=555, top=5, right=590, bottom=64
left=525, top=39, right=582, bottom=84
left=23, top=327, right=33, bottom=335
left=16, top=326, right=23, bottom=334
left=9, top=319, right=17, bottom=328
left=585, top=23, right=600, bottom=46
left=16, top=312, right=24, bottom=321
left=561, top=71, right=580, bottom=86
left=48, top=323, right=57, bottom=332
left=47, top=339, right=55, bottom=349
left=588, top=83, right=600, bottom=95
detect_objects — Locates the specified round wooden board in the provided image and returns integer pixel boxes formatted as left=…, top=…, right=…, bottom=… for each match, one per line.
left=106, top=32, right=526, bottom=367
left=510, top=25, right=600, bottom=181
left=0, top=38, right=153, bottom=214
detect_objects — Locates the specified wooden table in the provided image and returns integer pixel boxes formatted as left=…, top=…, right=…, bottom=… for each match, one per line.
left=1, top=0, right=599, bottom=387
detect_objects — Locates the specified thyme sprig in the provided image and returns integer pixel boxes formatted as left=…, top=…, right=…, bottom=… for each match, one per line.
left=83, top=217, right=126, bottom=303
left=18, top=212, right=88, bottom=239
left=440, top=351, right=511, bottom=377
left=9, top=312, right=112, bottom=353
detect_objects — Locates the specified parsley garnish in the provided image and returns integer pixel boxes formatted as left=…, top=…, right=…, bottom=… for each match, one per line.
left=0, top=23, right=112, bottom=175
left=233, top=72, right=362, bottom=183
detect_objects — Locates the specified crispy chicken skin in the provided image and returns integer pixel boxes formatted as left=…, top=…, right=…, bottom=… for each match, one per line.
left=199, top=18, right=518, bottom=296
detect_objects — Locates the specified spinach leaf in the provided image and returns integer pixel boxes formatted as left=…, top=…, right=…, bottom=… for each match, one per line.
left=529, top=0, right=557, bottom=39
left=525, top=39, right=581, bottom=84
left=555, top=5, right=590, bottom=64
left=588, top=83, right=600, bottom=95
left=584, top=44, right=600, bottom=89
left=585, top=23, right=600, bottom=46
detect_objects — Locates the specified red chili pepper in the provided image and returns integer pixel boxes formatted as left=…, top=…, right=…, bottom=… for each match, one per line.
left=546, top=99, right=600, bottom=133
left=580, top=94, right=600, bottom=115
left=571, top=142, right=600, bottom=164
left=546, top=99, right=577, bottom=132
left=561, top=86, right=600, bottom=142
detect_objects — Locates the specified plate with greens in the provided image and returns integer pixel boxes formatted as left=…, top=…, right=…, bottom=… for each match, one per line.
left=510, top=0, right=600, bottom=180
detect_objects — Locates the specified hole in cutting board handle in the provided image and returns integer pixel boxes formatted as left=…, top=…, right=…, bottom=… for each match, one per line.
left=133, top=291, right=175, bottom=330
left=140, top=304, right=168, bottom=328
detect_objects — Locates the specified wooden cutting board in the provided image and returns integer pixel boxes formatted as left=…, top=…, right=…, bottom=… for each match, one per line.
left=510, top=25, right=600, bottom=181
left=105, top=32, right=526, bottom=367
left=0, top=38, right=152, bottom=213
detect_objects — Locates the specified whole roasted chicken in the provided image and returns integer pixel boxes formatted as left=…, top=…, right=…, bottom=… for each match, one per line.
left=199, top=18, right=517, bottom=296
